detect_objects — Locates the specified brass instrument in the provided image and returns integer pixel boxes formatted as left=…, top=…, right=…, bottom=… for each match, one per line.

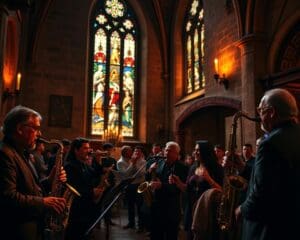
left=217, top=111, right=260, bottom=231
left=137, top=181, right=153, bottom=207
left=137, top=156, right=165, bottom=207
left=93, top=162, right=114, bottom=204
left=39, top=138, right=81, bottom=232
left=89, top=150, right=109, bottom=158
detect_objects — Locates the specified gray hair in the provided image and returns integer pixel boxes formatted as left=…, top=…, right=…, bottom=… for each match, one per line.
left=121, top=145, right=132, bottom=156
left=165, top=141, right=181, bottom=153
left=263, top=88, right=299, bottom=121
left=2, top=105, right=42, bottom=136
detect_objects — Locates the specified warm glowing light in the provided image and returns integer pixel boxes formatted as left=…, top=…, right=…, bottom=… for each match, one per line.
left=16, top=72, right=21, bottom=91
left=103, top=125, right=123, bottom=146
left=217, top=51, right=234, bottom=76
left=214, top=58, right=219, bottom=74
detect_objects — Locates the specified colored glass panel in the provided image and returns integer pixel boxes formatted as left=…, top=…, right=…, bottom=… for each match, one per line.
left=190, top=0, right=199, bottom=16
left=110, top=31, right=121, bottom=65
left=124, top=34, right=135, bottom=67
left=92, top=63, right=106, bottom=134
left=105, top=0, right=125, bottom=18
left=187, top=36, right=192, bottom=93
left=90, top=0, right=137, bottom=138
left=94, top=28, right=107, bottom=63
left=122, top=66, right=134, bottom=136
left=184, top=0, right=205, bottom=94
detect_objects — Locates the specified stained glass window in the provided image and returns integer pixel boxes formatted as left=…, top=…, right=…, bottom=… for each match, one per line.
left=90, top=0, right=137, bottom=138
left=184, top=0, right=205, bottom=94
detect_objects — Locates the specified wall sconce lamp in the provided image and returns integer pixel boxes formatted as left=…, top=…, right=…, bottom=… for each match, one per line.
left=2, top=73, right=21, bottom=102
left=214, top=58, right=229, bottom=90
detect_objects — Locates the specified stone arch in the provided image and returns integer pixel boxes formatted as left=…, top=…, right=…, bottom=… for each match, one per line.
left=176, top=96, right=241, bottom=130
left=268, top=9, right=300, bottom=73
left=175, top=97, right=241, bottom=153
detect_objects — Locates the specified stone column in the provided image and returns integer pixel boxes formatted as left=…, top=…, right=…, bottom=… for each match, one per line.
left=0, top=5, right=8, bottom=116
left=236, top=34, right=266, bottom=146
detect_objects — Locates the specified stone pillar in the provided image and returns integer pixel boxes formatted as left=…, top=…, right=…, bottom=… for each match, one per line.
left=237, top=34, right=266, bottom=146
left=0, top=5, right=8, bottom=116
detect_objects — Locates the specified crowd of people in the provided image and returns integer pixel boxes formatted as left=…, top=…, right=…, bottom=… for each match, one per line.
left=0, top=88, right=299, bottom=240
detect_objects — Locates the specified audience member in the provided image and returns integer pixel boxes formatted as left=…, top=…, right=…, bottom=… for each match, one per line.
left=147, top=143, right=163, bottom=159
left=96, top=142, right=117, bottom=228
left=31, top=139, right=48, bottom=179
left=119, top=146, right=146, bottom=232
left=148, top=141, right=188, bottom=240
left=184, top=153, right=195, bottom=168
left=184, top=140, right=223, bottom=240
left=239, top=143, right=255, bottom=183
left=214, top=144, right=225, bottom=166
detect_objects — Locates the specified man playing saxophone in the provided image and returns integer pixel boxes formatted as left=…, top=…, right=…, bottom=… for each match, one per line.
left=235, top=88, right=300, bottom=240
left=0, top=105, right=67, bottom=240
left=63, top=137, right=109, bottom=240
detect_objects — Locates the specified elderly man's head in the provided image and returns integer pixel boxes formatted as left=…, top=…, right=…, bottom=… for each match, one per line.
left=257, top=88, right=298, bottom=133
left=165, top=141, right=180, bottom=164
left=2, top=105, right=42, bottom=150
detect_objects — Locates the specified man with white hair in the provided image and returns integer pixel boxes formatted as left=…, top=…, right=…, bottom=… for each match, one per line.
left=235, top=88, right=300, bottom=240
left=149, top=141, right=188, bottom=240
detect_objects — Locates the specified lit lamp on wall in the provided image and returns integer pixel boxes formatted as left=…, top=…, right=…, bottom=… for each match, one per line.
left=2, top=72, right=21, bottom=102
left=214, top=58, right=229, bottom=90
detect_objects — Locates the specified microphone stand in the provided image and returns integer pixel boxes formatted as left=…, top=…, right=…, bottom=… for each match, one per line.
left=84, top=186, right=125, bottom=238
left=84, top=160, right=148, bottom=238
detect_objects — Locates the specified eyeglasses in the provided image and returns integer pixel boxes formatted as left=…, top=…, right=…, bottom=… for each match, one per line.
left=22, top=124, right=41, bottom=132
left=256, top=106, right=272, bottom=115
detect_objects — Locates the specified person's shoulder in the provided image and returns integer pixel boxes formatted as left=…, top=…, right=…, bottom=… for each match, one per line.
left=0, top=141, right=16, bottom=160
left=176, top=160, right=189, bottom=170
left=63, top=160, right=78, bottom=170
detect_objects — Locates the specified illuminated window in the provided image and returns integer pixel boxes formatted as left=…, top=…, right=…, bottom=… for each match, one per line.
left=90, top=0, right=138, bottom=138
left=184, top=0, right=205, bottom=94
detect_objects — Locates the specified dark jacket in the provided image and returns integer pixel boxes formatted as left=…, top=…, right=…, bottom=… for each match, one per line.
left=151, top=160, right=188, bottom=224
left=0, top=138, right=45, bottom=240
left=241, top=121, right=300, bottom=240
left=64, top=158, right=103, bottom=239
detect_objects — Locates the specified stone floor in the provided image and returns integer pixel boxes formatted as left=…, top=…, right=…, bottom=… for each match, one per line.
left=90, top=205, right=186, bottom=240
left=91, top=208, right=150, bottom=240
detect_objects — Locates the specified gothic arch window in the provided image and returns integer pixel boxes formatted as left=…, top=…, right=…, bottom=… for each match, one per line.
left=89, top=0, right=138, bottom=139
left=184, top=0, right=205, bottom=94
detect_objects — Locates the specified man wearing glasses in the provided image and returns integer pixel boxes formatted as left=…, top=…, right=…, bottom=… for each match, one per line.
left=0, top=105, right=67, bottom=240
left=235, top=89, right=300, bottom=240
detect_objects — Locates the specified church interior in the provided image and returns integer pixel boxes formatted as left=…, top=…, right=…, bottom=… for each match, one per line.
left=1, top=1, right=300, bottom=240
left=1, top=0, right=300, bottom=154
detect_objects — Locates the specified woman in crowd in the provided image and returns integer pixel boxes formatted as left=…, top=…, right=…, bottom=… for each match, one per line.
left=184, top=140, right=224, bottom=240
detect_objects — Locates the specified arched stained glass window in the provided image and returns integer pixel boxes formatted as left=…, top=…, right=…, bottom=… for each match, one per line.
left=90, top=0, right=138, bottom=139
left=184, top=0, right=205, bottom=94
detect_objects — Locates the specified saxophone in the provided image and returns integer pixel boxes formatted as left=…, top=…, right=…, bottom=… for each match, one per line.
left=40, top=138, right=81, bottom=232
left=137, top=156, right=165, bottom=207
left=217, top=111, right=260, bottom=231
left=92, top=151, right=114, bottom=204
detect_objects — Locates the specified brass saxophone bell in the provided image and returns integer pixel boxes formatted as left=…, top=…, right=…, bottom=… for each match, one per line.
left=137, top=181, right=153, bottom=207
